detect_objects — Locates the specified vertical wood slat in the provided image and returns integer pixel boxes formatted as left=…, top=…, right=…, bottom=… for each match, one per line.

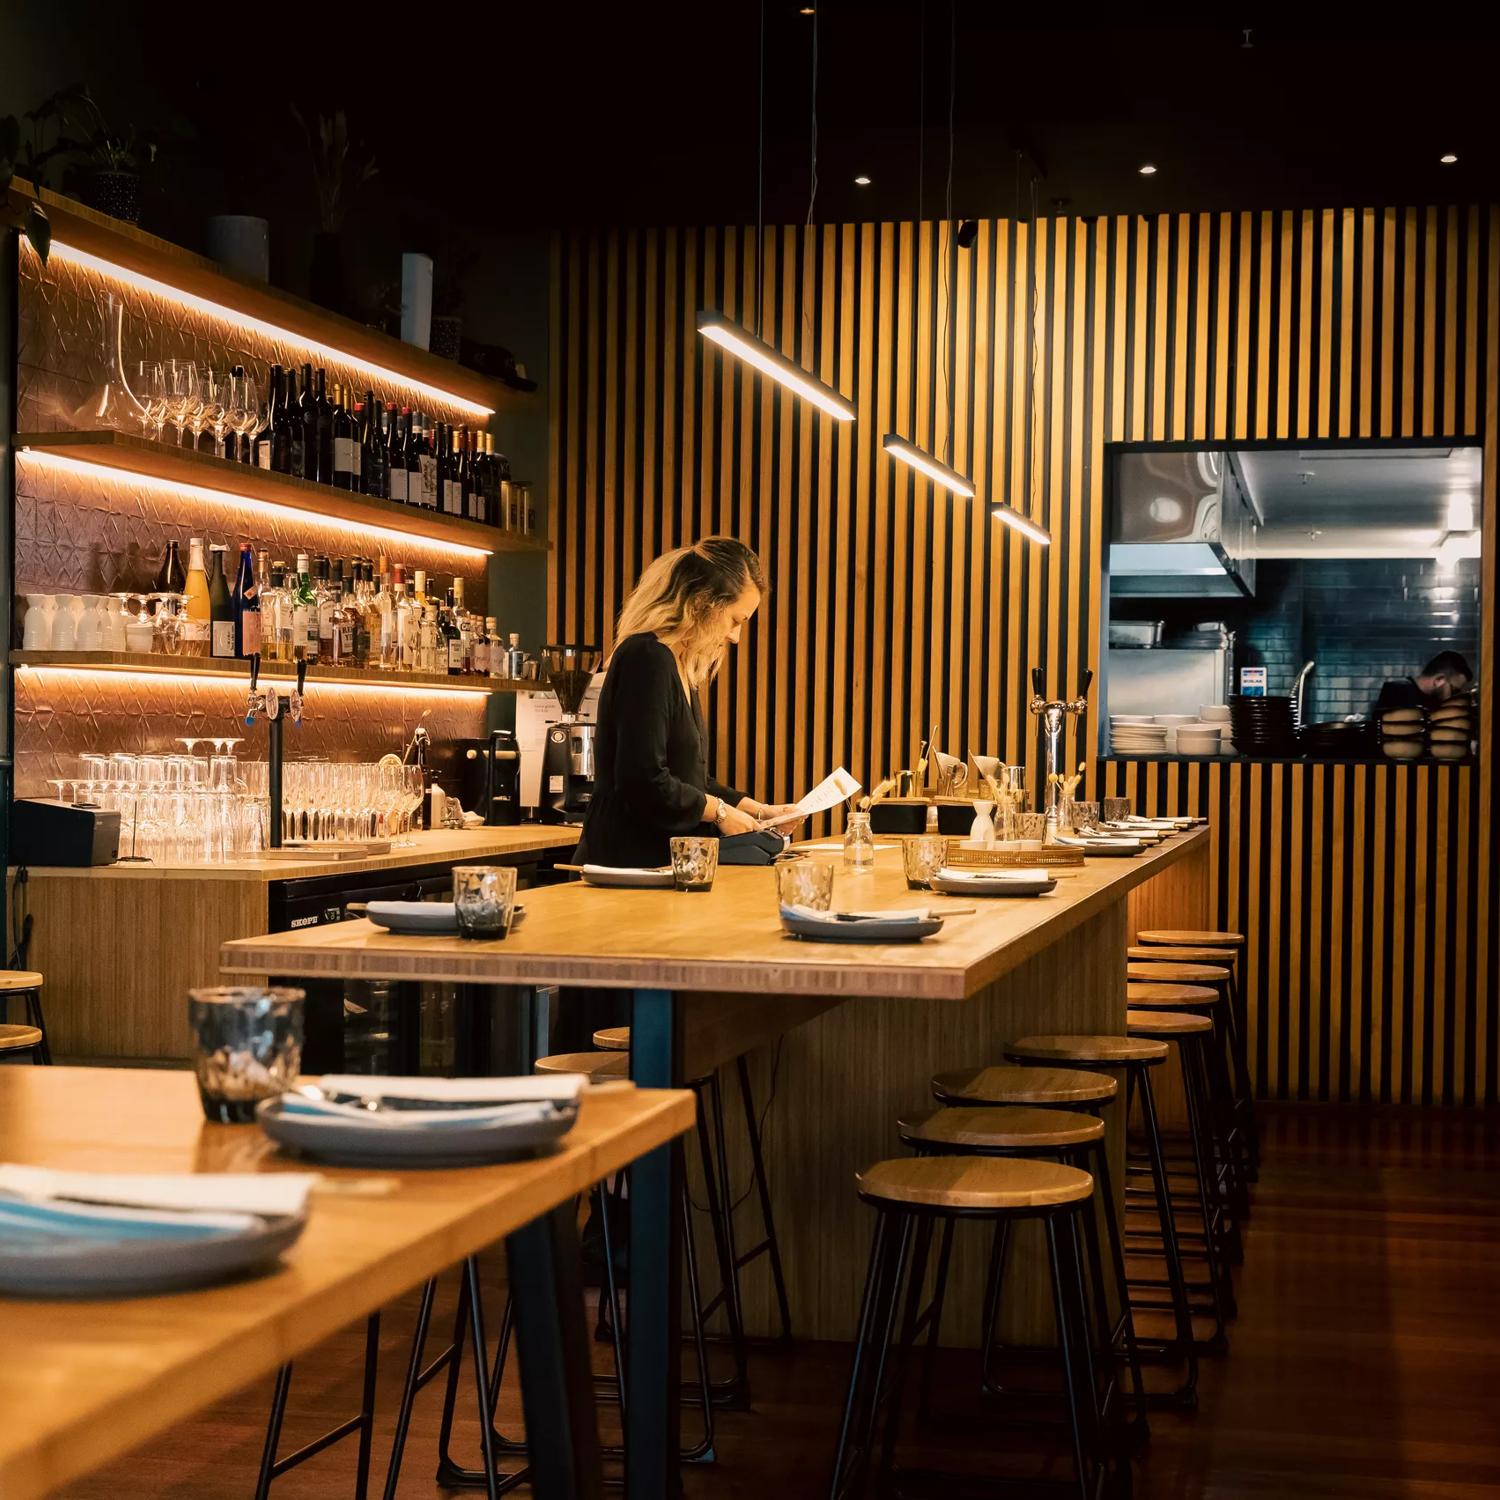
left=554, top=206, right=1495, bottom=1107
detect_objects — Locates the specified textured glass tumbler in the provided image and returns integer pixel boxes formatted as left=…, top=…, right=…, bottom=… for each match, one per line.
left=189, top=986, right=305, bottom=1124
left=453, top=865, right=518, bottom=939
left=669, top=836, right=720, bottom=891
left=1102, top=796, right=1131, bottom=823
left=901, top=835, right=951, bottom=890
left=776, top=860, right=835, bottom=911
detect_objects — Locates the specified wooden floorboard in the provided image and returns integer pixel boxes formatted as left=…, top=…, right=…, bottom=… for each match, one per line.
left=56, top=1106, right=1500, bottom=1498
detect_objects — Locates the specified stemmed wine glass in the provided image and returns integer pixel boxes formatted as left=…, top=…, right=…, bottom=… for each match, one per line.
left=167, top=359, right=198, bottom=447
left=230, top=370, right=260, bottom=464
left=134, top=360, right=165, bottom=442
left=199, top=369, right=228, bottom=457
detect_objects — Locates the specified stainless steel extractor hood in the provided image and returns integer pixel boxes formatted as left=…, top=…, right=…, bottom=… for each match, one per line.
left=1110, top=450, right=1258, bottom=598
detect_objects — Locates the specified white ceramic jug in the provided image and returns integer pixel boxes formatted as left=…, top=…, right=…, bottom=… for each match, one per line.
left=51, top=595, right=83, bottom=651
left=102, top=596, right=130, bottom=652
left=74, top=595, right=104, bottom=650
left=21, top=594, right=55, bottom=650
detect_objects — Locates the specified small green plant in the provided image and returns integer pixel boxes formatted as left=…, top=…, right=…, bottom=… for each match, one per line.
left=292, top=106, right=378, bottom=234
left=0, top=114, right=51, bottom=263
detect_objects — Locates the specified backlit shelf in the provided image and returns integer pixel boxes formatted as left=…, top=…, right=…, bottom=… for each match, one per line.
left=16, top=431, right=548, bottom=558
left=6, top=181, right=524, bottom=417
left=11, top=650, right=532, bottom=697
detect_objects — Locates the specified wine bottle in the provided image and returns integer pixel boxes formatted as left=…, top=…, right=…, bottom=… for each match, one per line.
left=257, top=365, right=282, bottom=469
left=294, top=553, right=318, bottom=664
left=208, top=544, right=235, bottom=659
left=441, top=587, right=463, bottom=674
left=387, top=408, right=408, bottom=504
left=232, top=544, right=260, bottom=658
left=155, top=539, right=186, bottom=594
left=182, top=538, right=210, bottom=657
left=315, top=555, right=336, bottom=658
left=361, top=392, right=386, bottom=499
left=277, top=369, right=302, bottom=477
left=298, top=363, right=318, bottom=481
left=444, top=428, right=465, bottom=516
left=481, top=433, right=500, bottom=526
left=331, top=382, right=357, bottom=490
left=313, top=369, right=334, bottom=484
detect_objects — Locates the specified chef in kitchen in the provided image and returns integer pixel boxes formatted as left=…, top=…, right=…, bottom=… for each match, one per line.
left=1372, top=650, right=1474, bottom=713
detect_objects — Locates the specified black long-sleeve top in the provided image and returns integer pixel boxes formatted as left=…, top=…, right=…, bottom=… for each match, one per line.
left=575, top=632, right=747, bottom=868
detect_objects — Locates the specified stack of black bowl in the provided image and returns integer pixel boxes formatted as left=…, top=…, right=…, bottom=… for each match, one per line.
left=1301, top=720, right=1373, bottom=760
left=1229, top=694, right=1300, bottom=757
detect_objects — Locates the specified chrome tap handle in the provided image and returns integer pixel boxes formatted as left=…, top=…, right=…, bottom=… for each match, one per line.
left=244, top=654, right=263, bottom=726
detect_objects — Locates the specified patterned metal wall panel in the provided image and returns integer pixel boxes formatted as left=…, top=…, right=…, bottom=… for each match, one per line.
left=13, top=671, right=485, bottom=797
left=16, top=241, right=480, bottom=434
left=551, top=207, right=1498, bottom=1107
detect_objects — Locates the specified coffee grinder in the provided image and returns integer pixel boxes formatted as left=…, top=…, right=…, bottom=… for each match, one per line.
left=539, top=644, right=601, bottom=823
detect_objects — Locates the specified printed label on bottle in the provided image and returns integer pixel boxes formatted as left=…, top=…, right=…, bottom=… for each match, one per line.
left=447, top=638, right=465, bottom=669
left=183, top=620, right=209, bottom=645
left=256, top=444, right=273, bottom=470
left=334, top=435, right=358, bottom=477
left=211, top=621, right=236, bottom=658
left=443, top=479, right=461, bottom=515
left=335, top=623, right=356, bottom=663
left=389, top=467, right=408, bottom=503
left=240, top=612, right=261, bottom=657
left=419, top=455, right=438, bottom=508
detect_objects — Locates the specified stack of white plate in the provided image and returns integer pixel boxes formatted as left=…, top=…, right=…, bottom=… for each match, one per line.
left=1110, top=716, right=1169, bottom=755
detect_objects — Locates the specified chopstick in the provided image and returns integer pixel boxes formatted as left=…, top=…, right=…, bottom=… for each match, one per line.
left=555, top=863, right=585, bottom=872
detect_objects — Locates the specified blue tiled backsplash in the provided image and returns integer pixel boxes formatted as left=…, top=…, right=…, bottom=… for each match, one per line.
left=1112, top=557, right=1481, bottom=725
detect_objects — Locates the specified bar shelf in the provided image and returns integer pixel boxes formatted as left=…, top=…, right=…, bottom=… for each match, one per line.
left=11, top=649, right=531, bottom=695
left=16, top=431, right=547, bottom=556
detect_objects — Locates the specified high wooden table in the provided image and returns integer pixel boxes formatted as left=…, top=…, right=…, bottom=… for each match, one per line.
left=0, top=1067, right=694, bottom=1500
left=223, top=826, right=1211, bottom=1498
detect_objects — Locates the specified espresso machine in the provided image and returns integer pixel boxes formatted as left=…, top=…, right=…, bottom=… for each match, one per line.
left=1028, top=666, right=1093, bottom=809
left=539, top=644, right=601, bottom=823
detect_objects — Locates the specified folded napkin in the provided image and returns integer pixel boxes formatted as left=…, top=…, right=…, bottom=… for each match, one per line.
left=0, top=1164, right=315, bottom=1236
left=280, top=1074, right=586, bottom=1132
left=781, top=904, right=932, bottom=923
left=582, top=864, right=671, bottom=878
left=934, top=866, right=1050, bottom=882
left=1056, top=833, right=1141, bottom=848
left=316, top=1074, right=585, bottom=1104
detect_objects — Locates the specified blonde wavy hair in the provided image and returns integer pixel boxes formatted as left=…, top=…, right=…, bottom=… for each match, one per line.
left=612, top=537, right=765, bottom=691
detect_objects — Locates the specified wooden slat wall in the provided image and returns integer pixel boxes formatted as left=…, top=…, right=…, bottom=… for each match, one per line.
left=551, top=207, right=1498, bottom=1107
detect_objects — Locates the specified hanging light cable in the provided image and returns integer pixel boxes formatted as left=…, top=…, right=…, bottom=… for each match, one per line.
left=697, top=0, right=855, bottom=421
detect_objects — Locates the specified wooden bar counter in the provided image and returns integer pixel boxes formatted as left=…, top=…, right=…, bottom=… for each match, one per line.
left=224, top=827, right=1212, bottom=1346
left=10, top=826, right=578, bottom=1063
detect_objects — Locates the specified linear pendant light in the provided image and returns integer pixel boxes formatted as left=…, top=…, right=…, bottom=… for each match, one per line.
left=991, top=501, right=1052, bottom=546
left=696, top=312, right=856, bottom=422
left=881, top=433, right=974, bottom=496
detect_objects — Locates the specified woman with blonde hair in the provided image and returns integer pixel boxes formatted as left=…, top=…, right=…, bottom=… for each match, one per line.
left=576, top=536, right=800, bottom=867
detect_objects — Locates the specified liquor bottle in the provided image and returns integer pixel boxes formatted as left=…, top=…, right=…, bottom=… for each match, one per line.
left=387, top=408, right=408, bottom=504
left=388, top=564, right=409, bottom=670
left=331, top=383, right=357, bottom=490
left=208, top=544, right=235, bottom=659
left=472, top=616, right=490, bottom=676
left=329, top=573, right=356, bottom=665
left=413, top=568, right=428, bottom=609
left=155, top=538, right=186, bottom=594
left=277, top=368, right=303, bottom=477
left=182, top=537, right=210, bottom=657
left=404, top=580, right=424, bottom=671
left=487, top=618, right=506, bottom=679
left=232, top=544, right=260, bottom=658
left=256, top=365, right=282, bottom=469
left=259, top=563, right=282, bottom=662
left=418, top=604, right=440, bottom=674
left=373, top=558, right=395, bottom=670
left=299, top=363, right=318, bottom=481
left=313, top=556, right=335, bottom=659
left=481, top=434, right=500, bottom=525
left=293, top=553, right=318, bottom=664
left=361, top=393, right=387, bottom=499
left=441, top=588, right=463, bottom=674
left=452, top=576, right=472, bottom=671
left=351, top=561, right=373, bottom=666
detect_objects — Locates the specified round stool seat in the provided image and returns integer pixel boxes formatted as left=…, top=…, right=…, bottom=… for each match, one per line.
left=0, top=971, right=44, bottom=993
left=593, top=1026, right=631, bottom=1051
left=1127, top=944, right=1238, bottom=967
left=1127, top=981, right=1218, bottom=1009
left=1137, top=929, right=1243, bottom=948
left=1127, top=1008, right=1213, bottom=1037
left=857, top=1154, right=1094, bottom=1212
left=1008, top=1034, right=1169, bottom=1066
left=898, top=1106, right=1105, bottom=1151
left=0, top=1024, right=44, bottom=1053
left=535, top=1050, right=628, bottom=1084
left=931, top=1064, right=1117, bottom=1108
left=1127, top=960, right=1230, bottom=985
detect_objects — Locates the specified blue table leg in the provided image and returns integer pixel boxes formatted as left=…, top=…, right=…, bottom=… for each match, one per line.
left=626, top=987, right=683, bottom=1498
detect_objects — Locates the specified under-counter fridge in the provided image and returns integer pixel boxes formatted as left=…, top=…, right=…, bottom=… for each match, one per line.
left=1103, top=646, right=1231, bottom=738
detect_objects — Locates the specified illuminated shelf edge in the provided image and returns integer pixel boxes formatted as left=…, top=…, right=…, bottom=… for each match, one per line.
left=6, top=181, right=525, bottom=416
left=16, top=431, right=551, bottom=558
left=10, top=650, right=532, bottom=696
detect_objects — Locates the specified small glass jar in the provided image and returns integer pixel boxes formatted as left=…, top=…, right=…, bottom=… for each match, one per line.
left=843, top=809, right=876, bottom=870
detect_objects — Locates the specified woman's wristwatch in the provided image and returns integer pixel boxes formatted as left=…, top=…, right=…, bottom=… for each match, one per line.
left=712, top=798, right=729, bottom=826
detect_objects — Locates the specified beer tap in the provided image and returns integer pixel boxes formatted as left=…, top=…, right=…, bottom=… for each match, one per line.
left=1028, top=666, right=1094, bottom=811
left=244, top=656, right=307, bottom=850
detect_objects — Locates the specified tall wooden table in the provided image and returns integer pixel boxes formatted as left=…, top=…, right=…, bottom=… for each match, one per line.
left=223, top=827, right=1211, bottom=1498
left=0, top=1067, right=693, bottom=1500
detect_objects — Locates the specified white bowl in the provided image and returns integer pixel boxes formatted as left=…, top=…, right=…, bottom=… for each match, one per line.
left=1109, top=715, right=1157, bottom=726
left=1153, top=714, right=1198, bottom=727
left=1199, top=704, right=1232, bottom=722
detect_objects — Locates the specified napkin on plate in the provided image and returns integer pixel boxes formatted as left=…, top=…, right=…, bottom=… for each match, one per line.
left=934, top=866, right=1050, bottom=882
left=0, top=1164, right=315, bottom=1240
left=277, top=1073, right=586, bottom=1131
left=781, top=904, right=932, bottom=924
left=582, top=864, right=671, bottom=878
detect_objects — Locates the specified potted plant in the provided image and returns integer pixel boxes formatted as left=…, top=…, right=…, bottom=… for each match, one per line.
left=431, top=242, right=478, bottom=362
left=49, top=87, right=154, bottom=224
left=292, top=106, right=377, bottom=316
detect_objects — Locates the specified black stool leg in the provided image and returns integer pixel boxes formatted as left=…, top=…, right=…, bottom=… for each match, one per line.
left=1134, top=1065, right=1199, bottom=1407
left=1043, top=1212, right=1094, bottom=1500
left=254, top=1364, right=293, bottom=1500
left=697, top=1073, right=749, bottom=1404
left=354, top=1313, right=380, bottom=1500
left=1086, top=1141, right=1150, bottom=1435
left=738, top=1054, right=794, bottom=1341
left=977, top=1216, right=1013, bottom=1396
left=382, top=1279, right=438, bottom=1500
left=916, top=1218, right=956, bottom=1425
left=1222, top=964, right=1259, bottom=1176
left=875, top=1217, right=935, bottom=1486
left=1178, top=1037, right=1231, bottom=1347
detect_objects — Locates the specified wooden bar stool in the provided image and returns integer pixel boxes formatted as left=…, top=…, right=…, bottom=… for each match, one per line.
left=830, top=1156, right=1115, bottom=1500
left=1125, top=1011, right=1234, bottom=1340
left=1136, top=930, right=1258, bottom=1175
left=897, top=1106, right=1150, bottom=1435
left=1127, top=981, right=1218, bottom=1010
left=1006, top=1033, right=1199, bottom=1408
left=0, top=1024, right=46, bottom=1064
left=591, top=1024, right=793, bottom=1378
left=0, top=972, right=49, bottom=1064
left=931, top=1064, right=1118, bottom=1111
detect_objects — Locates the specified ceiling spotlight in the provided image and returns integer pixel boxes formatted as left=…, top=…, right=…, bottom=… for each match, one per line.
left=1440, top=152, right=1458, bottom=164
left=854, top=175, right=871, bottom=186
left=956, top=219, right=979, bottom=250
left=1138, top=163, right=1158, bottom=176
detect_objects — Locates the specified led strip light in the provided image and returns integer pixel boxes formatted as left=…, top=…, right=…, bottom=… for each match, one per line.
left=42, top=240, right=496, bottom=420
left=13, top=665, right=496, bottom=699
left=19, top=448, right=493, bottom=560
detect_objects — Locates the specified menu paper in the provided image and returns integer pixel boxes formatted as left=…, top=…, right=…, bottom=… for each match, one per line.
left=758, top=767, right=862, bottom=829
